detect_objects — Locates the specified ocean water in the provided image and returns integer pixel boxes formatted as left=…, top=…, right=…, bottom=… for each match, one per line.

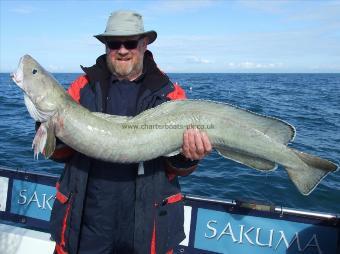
left=0, top=73, right=339, bottom=214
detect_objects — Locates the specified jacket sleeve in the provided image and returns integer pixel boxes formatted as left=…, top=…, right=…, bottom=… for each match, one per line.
left=34, top=75, right=89, bottom=163
left=165, top=82, right=199, bottom=176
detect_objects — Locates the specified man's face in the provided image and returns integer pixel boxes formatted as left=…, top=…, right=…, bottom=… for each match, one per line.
left=106, top=36, right=147, bottom=81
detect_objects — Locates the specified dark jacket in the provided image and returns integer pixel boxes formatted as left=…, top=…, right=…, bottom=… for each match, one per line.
left=50, top=51, right=197, bottom=254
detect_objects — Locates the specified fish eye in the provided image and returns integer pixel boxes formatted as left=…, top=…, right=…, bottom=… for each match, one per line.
left=32, top=69, right=37, bottom=74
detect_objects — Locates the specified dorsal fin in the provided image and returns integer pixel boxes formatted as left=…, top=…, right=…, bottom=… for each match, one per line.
left=180, top=100, right=295, bottom=144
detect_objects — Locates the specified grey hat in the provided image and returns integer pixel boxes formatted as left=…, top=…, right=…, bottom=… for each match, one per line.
left=94, top=11, right=157, bottom=44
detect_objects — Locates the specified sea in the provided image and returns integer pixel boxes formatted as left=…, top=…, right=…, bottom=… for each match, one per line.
left=0, top=73, right=339, bottom=214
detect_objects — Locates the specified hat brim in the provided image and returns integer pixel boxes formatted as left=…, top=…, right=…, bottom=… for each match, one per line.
left=94, top=30, right=157, bottom=45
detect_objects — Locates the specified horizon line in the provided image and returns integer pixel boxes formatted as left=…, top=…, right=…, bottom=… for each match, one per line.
left=1, top=72, right=340, bottom=75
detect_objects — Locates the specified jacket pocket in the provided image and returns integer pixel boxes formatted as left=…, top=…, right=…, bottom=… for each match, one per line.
left=50, top=182, right=73, bottom=253
left=157, top=193, right=185, bottom=250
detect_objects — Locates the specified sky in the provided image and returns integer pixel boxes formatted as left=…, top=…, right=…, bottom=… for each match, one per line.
left=1, top=0, right=340, bottom=73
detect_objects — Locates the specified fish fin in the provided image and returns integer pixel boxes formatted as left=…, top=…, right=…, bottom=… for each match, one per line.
left=255, top=120, right=295, bottom=145
left=32, top=121, right=56, bottom=159
left=129, top=100, right=296, bottom=144
left=164, top=150, right=181, bottom=157
left=215, top=100, right=295, bottom=144
left=286, top=149, right=338, bottom=195
left=222, top=102, right=295, bottom=145
left=216, top=147, right=277, bottom=171
left=92, top=112, right=132, bottom=123
left=24, top=95, right=55, bottom=122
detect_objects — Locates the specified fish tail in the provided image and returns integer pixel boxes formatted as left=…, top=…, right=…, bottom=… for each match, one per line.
left=286, top=149, right=338, bottom=195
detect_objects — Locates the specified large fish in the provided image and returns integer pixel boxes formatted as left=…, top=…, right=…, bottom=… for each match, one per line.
left=11, top=55, right=338, bottom=195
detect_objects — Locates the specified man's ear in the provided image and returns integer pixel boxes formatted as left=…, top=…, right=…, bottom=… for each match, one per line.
left=142, top=38, right=148, bottom=52
left=144, top=37, right=149, bottom=46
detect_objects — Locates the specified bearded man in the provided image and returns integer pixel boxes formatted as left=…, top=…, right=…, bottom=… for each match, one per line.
left=49, top=11, right=211, bottom=254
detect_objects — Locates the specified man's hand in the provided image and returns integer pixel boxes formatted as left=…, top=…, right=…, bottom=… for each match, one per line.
left=182, top=128, right=212, bottom=160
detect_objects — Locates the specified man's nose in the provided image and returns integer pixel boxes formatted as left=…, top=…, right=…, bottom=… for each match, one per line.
left=117, top=45, right=129, bottom=54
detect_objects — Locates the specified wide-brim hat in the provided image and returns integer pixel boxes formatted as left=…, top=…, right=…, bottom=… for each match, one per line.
left=94, top=11, right=157, bottom=45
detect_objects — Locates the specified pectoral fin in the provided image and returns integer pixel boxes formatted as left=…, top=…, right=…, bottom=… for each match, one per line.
left=32, top=121, right=56, bottom=159
left=216, top=147, right=277, bottom=171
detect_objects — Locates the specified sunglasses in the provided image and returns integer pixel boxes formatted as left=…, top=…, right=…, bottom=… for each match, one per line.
left=106, top=40, right=140, bottom=50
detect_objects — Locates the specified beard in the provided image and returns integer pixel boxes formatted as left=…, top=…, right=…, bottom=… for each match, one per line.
left=106, top=53, right=144, bottom=80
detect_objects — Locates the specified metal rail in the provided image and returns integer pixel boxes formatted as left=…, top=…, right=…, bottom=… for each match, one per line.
left=185, top=194, right=340, bottom=221
left=1, top=166, right=339, bottom=222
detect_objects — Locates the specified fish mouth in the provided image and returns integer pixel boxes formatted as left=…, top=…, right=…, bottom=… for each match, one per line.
left=11, top=73, right=22, bottom=85
left=11, top=56, right=24, bottom=88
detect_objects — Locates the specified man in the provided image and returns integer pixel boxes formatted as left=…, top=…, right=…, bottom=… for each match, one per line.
left=50, top=11, right=211, bottom=254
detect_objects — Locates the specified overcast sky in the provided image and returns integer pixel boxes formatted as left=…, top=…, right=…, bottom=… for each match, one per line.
left=1, top=0, right=340, bottom=73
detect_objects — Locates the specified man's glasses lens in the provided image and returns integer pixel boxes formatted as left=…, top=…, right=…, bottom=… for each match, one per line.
left=107, top=40, right=139, bottom=50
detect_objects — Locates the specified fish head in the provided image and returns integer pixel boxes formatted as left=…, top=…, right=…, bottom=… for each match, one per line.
left=12, top=54, right=55, bottom=100
left=11, top=55, right=63, bottom=122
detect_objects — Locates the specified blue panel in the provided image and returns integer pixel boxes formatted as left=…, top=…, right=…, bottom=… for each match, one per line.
left=10, top=180, right=56, bottom=221
left=194, top=208, right=338, bottom=254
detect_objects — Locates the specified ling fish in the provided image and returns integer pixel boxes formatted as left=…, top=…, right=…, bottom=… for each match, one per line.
left=11, top=55, right=338, bottom=195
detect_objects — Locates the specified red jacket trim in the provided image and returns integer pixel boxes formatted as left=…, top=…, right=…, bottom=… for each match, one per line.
left=166, top=82, right=187, bottom=100
left=166, top=193, right=184, bottom=204
left=150, top=220, right=174, bottom=254
left=60, top=199, right=72, bottom=251
left=55, top=182, right=68, bottom=204
left=55, top=184, right=71, bottom=253
left=55, top=243, right=68, bottom=254
left=67, top=75, right=89, bottom=103
left=151, top=220, right=156, bottom=254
